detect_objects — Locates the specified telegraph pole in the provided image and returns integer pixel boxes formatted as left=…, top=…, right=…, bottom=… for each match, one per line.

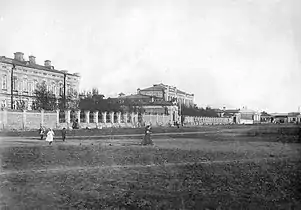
left=11, top=64, right=15, bottom=109
left=63, top=73, right=66, bottom=109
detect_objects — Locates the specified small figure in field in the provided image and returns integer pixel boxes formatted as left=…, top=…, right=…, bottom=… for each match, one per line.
left=38, top=125, right=45, bottom=140
left=61, top=128, right=67, bottom=142
left=142, top=123, right=153, bottom=145
left=46, top=128, right=55, bottom=145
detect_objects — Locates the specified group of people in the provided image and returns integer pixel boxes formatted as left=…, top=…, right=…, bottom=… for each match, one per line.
left=39, top=125, right=67, bottom=145
left=38, top=122, right=156, bottom=146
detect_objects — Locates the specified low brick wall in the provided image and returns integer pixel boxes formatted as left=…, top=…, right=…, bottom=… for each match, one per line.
left=0, top=109, right=234, bottom=131
left=6, top=110, right=23, bottom=130
left=0, top=109, right=56, bottom=131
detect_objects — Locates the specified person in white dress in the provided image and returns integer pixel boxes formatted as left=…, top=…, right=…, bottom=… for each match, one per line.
left=46, top=128, right=55, bottom=145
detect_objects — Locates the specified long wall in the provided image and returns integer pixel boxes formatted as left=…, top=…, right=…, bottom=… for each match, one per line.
left=0, top=109, right=233, bottom=130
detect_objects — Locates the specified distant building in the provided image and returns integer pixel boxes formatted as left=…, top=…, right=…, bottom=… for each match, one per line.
left=238, top=107, right=261, bottom=124
left=215, top=107, right=260, bottom=124
left=260, top=112, right=272, bottom=123
left=137, top=83, right=194, bottom=107
left=0, top=52, right=80, bottom=110
left=288, top=112, right=300, bottom=123
left=213, top=108, right=240, bottom=120
left=269, top=113, right=288, bottom=124
left=113, top=93, right=179, bottom=123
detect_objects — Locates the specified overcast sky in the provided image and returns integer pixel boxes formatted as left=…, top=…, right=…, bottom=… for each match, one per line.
left=0, top=0, right=300, bottom=113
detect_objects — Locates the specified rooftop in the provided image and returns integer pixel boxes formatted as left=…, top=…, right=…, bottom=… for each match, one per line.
left=140, top=83, right=194, bottom=96
left=139, top=86, right=165, bottom=92
left=0, top=56, right=79, bottom=77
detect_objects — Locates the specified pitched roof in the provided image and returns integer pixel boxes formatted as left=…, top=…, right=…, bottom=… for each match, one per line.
left=0, top=56, right=78, bottom=77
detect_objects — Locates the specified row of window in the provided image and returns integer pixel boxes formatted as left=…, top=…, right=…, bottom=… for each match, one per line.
left=1, top=75, right=75, bottom=96
left=1, top=99, right=29, bottom=109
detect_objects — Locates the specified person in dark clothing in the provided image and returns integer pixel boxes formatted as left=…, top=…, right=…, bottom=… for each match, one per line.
left=62, top=128, right=67, bottom=142
left=38, top=125, right=45, bottom=140
left=142, top=124, right=153, bottom=145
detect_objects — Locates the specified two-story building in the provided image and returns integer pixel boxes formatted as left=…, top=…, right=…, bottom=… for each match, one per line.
left=137, top=83, right=194, bottom=107
left=0, top=52, right=80, bottom=110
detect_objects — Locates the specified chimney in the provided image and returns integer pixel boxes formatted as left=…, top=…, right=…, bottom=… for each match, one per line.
left=29, top=55, right=36, bottom=64
left=137, top=88, right=140, bottom=94
left=14, top=52, right=24, bottom=61
left=44, top=60, right=51, bottom=67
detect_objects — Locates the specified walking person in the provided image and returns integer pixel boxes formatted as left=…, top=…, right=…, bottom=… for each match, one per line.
left=38, top=125, right=45, bottom=140
left=61, top=128, right=67, bottom=142
left=142, top=123, right=153, bottom=145
left=46, top=128, right=55, bottom=145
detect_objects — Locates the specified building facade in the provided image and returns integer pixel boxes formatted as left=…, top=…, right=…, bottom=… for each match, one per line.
left=0, top=52, right=80, bottom=110
left=114, top=93, right=180, bottom=123
left=137, top=83, right=194, bottom=107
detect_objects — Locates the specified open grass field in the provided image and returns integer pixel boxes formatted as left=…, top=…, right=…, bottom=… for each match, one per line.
left=0, top=124, right=301, bottom=209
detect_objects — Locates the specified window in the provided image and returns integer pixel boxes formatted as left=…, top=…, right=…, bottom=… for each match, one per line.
left=13, top=76, right=18, bottom=91
left=1, top=100, right=6, bottom=108
left=34, top=80, right=38, bottom=89
left=2, top=75, right=7, bottom=89
left=19, top=79, right=23, bottom=92
left=59, top=83, right=63, bottom=96
left=23, top=78, right=28, bottom=92
left=67, top=84, right=71, bottom=95
left=51, top=82, right=56, bottom=94
left=28, top=82, right=33, bottom=95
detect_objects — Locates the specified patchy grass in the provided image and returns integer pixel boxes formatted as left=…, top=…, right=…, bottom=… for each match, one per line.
left=1, top=159, right=300, bottom=209
left=0, top=140, right=295, bottom=172
left=1, top=126, right=301, bottom=209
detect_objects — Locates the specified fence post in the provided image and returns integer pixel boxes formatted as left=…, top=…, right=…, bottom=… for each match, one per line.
left=41, top=109, right=44, bottom=127
left=94, top=111, right=99, bottom=124
left=56, top=109, right=60, bottom=127
left=117, top=112, right=121, bottom=124
left=85, top=110, right=90, bottom=124
left=65, top=110, right=71, bottom=124
left=102, top=112, right=107, bottom=124
left=108, top=111, right=113, bottom=125
left=22, top=110, right=26, bottom=130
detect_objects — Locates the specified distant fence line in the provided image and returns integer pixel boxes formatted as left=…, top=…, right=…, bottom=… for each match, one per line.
left=0, top=109, right=233, bottom=130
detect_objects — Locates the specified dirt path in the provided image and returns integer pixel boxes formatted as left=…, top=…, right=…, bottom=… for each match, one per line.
left=0, top=156, right=296, bottom=176
left=1, top=130, right=221, bottom=140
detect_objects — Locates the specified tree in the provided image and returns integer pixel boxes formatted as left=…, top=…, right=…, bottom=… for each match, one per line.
left=181, top=104, right=219, bottom=117
left=78, top=89, right=122, bottom=112
left=58, top=90, right=80, bottom=110
left=32, top=82, right=57, bottom=111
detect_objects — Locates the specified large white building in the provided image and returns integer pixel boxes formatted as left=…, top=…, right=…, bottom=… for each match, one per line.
left=0, top=52, right=80, bottom=110
left=137, top=83, right=194, bottom=107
